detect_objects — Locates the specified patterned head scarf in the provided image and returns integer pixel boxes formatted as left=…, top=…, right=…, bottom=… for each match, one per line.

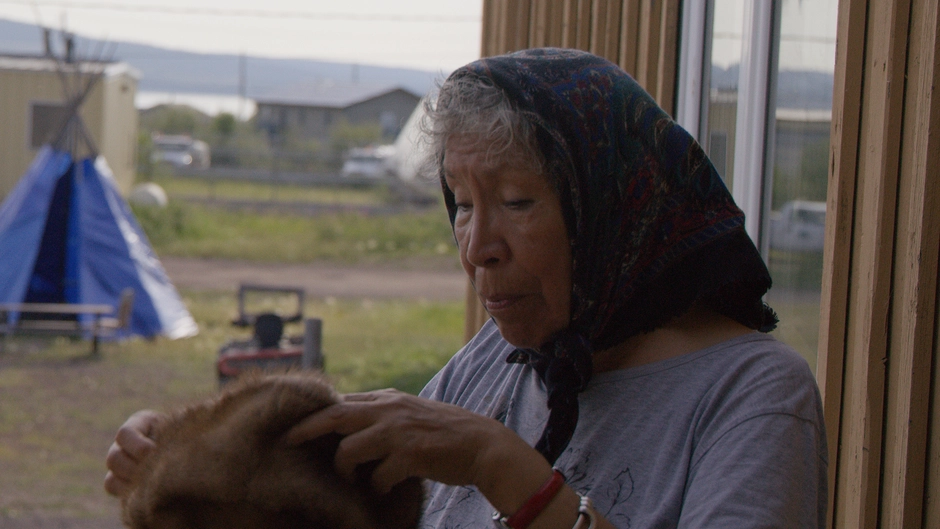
left=438, top=48, right=776, bottom=463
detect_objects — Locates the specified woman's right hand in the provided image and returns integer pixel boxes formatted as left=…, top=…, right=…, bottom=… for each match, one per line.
left=104, top=410, right=163, bottom=498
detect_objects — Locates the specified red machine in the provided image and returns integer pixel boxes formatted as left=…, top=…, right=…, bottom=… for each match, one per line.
left=216, top=284, right=320, bottom=386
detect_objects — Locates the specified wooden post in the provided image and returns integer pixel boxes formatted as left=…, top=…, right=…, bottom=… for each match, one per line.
left=819, top=0, right=940, bottom=527
left=879, top=0, right=940, bottom=525
left=302, top=318, right=323, bottom=370
left=618, top=1, right=641, bottom=75
left=815, top=0, right=867, bottom=523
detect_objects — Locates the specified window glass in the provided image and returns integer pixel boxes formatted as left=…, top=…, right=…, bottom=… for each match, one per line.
left=30, top=102, right=70, bottom=148
left=704, top=0, right=745, bottom=192
left=763, top=0, right=837, bottom=372
left=696, top=0, right=838, bottom=372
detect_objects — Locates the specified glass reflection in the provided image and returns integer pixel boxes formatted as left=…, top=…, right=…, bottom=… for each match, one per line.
left=704, top=0, right=745, bottom=189
left=764, top=0, right=838, bottom=372
left=702, top=0, right=837, bottom=372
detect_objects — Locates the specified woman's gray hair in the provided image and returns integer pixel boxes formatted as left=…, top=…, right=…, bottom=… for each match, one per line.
left=419, top=73, right=545, bottom=178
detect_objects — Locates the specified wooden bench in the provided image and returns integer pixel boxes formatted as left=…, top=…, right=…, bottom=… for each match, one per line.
left=0, top=290, right=134, bottom=356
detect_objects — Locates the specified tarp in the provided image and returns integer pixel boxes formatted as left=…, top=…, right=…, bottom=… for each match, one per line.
left=0, top=146, right=198, bottom=339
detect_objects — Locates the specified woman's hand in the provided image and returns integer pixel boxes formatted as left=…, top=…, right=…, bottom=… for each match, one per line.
left=286, top=390, right=547, bottom=502
left=286, top=390, right=611, bottom=528
left=104, top=409, right=164, bottom=498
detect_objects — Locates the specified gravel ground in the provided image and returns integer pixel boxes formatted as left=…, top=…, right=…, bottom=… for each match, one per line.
left=160, top=256, right=468, bottom=301
left=0, top=516, right=124, bottom=529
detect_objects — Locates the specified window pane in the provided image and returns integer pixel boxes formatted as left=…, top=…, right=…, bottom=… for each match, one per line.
left=31, top=102, right=70, bottom=148
left=764, top=0, right=838, bottom=372
left=704, top=0, right=746, bottom=191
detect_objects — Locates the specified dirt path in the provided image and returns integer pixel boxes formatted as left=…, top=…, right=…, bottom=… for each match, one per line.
left=161, top=256, right=468, bottom=301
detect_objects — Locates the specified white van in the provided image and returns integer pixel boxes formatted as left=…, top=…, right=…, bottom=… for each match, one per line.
left=151, top=134, right=211, bottom=169
left=341, top=145, right=396, bottom=179
left=769, top=200, right=827, bottom=252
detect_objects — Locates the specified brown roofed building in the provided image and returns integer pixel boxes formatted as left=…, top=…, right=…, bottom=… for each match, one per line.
left=254, top=82, right=421, bottom=141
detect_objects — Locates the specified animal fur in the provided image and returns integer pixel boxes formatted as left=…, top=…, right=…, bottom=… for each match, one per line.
left=122, top=371, right=424, bottom=529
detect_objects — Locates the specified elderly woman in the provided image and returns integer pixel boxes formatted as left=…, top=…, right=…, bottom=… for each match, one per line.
left=106, top=48, right=826, bottom=528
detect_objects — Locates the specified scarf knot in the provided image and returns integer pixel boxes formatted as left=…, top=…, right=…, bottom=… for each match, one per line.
left=506, top=330, right=593, bottom=463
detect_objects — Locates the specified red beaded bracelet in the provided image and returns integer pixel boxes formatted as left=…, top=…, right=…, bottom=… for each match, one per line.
left=492, top=468, right=566, bottom=529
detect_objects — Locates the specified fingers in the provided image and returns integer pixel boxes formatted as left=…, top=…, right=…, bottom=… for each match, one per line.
left=369, top=452, right=416, bottom=495
left=333, top=423, right=393, bottom=482
left=285, top=396, right=394, bottom=445
left=114, top=426, right=156, bottom=462
left=284, top=391, right=417, bottom=491
left=289, top=390, right=489, bottom=493
left=104, top=410, right=162, bottom=498
left=285, top=403, right=349, bottom=445
left=106, top=441, right=135, bottom=478
left=104, top=470, right=132, bottom=497
left=343, top=388, right=399, bottom=402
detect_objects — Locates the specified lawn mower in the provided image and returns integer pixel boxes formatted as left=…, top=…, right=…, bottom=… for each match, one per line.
left=216, top=284, right=322, bottom=386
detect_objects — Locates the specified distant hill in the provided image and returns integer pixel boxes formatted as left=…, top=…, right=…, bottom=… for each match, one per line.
left=2, top=18, right=832, bottom=111
left=711, top=65, right=833, bottom=111
left=0, top=18, right=439, bottom=98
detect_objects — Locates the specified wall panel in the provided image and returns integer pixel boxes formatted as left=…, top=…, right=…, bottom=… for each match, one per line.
left=816, top=0, right=866, bottom=523
left=880, top=0, right=940, bottom=525
left=480, top=0, right=678, bottom=114
left=820, top=0, right=940, bottom=527
left=618, top=0, right=641, bottom=74
left=837, top=1, right=910, bottom=525
left=591, top=0, right=623, bottom=63
left=927, top=287, right=940, bottom=527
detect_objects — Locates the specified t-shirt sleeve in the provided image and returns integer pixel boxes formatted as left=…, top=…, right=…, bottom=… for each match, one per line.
left=418, top=328, right=482, bottom=401
left=419, top=351, right=457, bottom=401
left=678, top=347, right=828, bottom=528
left=679, top=412, right=827, bottom=528
left=419, top=319, right=510, bottom=403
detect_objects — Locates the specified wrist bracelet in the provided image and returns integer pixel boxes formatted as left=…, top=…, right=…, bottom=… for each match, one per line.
left=492, top=468, right=566, bottom=529
left=572, top=495, right=597, bottom=529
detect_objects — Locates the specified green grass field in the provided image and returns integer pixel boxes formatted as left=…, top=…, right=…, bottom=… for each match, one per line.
left=767, top=297, right=821, bottom=374
left=130, top=181, right=458, bottom=265
left=0, top=292, right=465, bottom=522
left=152, top=174, right=393, bottom=206
left=766, top=250, right=824, bottom=374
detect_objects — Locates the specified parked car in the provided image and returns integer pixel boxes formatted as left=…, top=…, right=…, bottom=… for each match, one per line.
left=769, top=200, right=827, bottom=252
left=151, top=134, right=211, bottom=169
left=341, top=145, right=396, bottom=179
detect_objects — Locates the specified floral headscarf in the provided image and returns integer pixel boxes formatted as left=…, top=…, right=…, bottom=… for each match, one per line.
left=440, top=48, right=776, bottom=463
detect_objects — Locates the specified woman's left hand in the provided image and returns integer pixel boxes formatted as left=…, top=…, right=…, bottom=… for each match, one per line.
left=285, top=389, right=542, bottom=497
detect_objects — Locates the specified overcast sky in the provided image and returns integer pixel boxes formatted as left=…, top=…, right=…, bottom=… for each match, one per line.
left=0, top=0, right=484, bottom=73
left=712, top=0, right=837, bottom=72
left=2, top=0, right=839, bottom=74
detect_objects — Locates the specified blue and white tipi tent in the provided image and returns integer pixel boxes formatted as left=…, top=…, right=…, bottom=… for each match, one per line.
left=0, top=54, right=197, bottom=340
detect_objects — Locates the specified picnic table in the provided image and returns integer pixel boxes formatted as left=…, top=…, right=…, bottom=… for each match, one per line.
left=0, top=301, right=120, bottom=356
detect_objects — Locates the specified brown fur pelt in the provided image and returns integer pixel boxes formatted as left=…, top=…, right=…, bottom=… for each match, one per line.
left=121, top=371, right=424, bottom=529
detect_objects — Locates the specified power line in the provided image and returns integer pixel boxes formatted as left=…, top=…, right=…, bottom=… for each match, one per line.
left=2, top=0, right=481, bottom=23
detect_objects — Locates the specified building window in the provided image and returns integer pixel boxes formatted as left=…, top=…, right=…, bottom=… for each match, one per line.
left=380, top=110, right=399, bottom=138
left=30, top=102, right=70, bottom=148
left=678, top=0, right=838, bottom=372
left=708, top=131, right=729, bottom=178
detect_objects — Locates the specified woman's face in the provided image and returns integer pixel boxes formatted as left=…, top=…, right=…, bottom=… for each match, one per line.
left=443, top=136, right=572, bottom=349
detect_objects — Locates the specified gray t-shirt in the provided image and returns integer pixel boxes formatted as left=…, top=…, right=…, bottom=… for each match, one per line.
left=418, top=320, right=827, bottom=528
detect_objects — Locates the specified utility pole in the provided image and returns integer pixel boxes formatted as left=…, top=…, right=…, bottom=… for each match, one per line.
left=238, top=53, right=247, bottom=120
